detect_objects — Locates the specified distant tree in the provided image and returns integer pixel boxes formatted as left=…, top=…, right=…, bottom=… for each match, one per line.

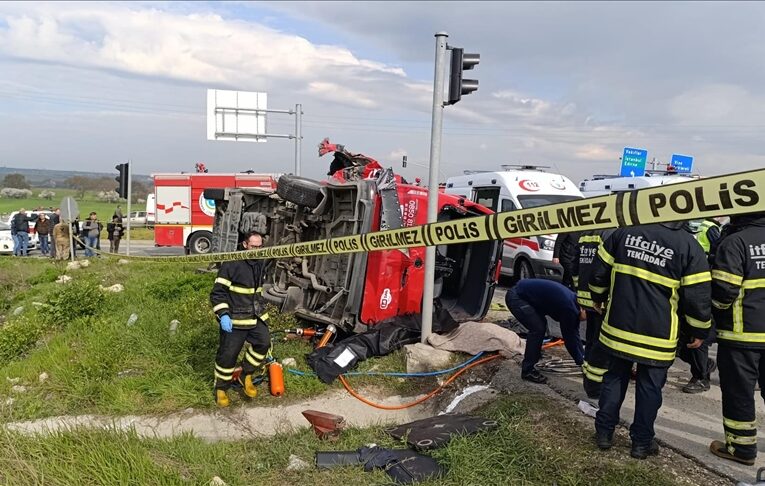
left=96, top=190, right=120, bottom=203
left=131, top=181, right=150, bottom=204
left=38, top=190, right=56, bottom=200
left=0, top=188, right=33, bottom=199
left=2, top=173, right=30, bottom=189
left=64, top=176, right=99, bottom=200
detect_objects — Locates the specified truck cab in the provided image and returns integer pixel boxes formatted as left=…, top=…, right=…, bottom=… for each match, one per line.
left=445, top=165, right=583, bottom=282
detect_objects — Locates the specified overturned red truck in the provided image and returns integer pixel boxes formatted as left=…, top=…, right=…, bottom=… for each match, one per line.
left=206, top=140, right=503, bottom=333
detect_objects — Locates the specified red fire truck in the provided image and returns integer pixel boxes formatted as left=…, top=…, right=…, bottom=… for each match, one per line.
left=152, top=172, right=278, bottom=254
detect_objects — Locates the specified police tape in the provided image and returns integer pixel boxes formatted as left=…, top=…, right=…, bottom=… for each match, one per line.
left=79, top=168, right=765, bottom=264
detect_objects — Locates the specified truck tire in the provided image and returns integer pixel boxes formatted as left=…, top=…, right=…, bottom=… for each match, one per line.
left=277, top=175, right=324, bottom=209
left=188, top=231, right=213, bottom=255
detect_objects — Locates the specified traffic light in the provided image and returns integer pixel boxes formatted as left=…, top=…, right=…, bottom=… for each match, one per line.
left=447, top=47, right=480, bottom=105
left=115, top=163, right=129, bottom=199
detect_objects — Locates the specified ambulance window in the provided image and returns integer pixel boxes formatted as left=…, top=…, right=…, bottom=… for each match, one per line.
left=473, top=187, right=500, bottom=211
left=501, top=199, right=517, bottom=212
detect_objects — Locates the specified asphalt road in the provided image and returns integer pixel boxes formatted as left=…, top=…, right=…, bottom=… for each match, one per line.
left=493, top=282, right=765, bottom=485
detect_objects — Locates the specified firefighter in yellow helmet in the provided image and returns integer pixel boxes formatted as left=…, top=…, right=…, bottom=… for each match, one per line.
left=209, top=230, right=272, bottom=407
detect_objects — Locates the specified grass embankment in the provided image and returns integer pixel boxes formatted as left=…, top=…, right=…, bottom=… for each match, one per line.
left=0, top=258, right=419, bottom=421
left=0, top=395, right=687, bottom=486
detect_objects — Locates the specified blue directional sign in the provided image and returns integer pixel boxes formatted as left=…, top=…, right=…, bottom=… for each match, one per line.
left=670, top=154, right=693, bottom=174
left=620, top=147, right=648, bottom=177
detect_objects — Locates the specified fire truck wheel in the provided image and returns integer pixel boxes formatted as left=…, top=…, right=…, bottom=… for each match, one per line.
left=188, top=231, right=213, bottom=254
left=276, top=175, right=324, bottom=209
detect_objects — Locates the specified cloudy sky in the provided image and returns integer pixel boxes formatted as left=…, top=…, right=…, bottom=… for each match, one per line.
left=0, top=1, right=763, bottom=183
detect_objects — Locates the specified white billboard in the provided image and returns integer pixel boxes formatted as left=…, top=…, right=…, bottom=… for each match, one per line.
left=207, top=89, right=267, bottom=142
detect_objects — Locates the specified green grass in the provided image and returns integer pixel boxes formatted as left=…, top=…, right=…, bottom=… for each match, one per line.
left=0, top=258, right=421, bottom=421
left=0, top=187, right=142, bottom=220
left=0, top=395, right=690, bottom=486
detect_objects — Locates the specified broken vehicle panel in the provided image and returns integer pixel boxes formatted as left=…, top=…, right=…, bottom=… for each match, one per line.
left=207, top=140, right=503, bottom=332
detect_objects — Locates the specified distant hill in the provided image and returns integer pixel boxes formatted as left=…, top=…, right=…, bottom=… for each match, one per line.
left=0, top=167, right=152, bottom=187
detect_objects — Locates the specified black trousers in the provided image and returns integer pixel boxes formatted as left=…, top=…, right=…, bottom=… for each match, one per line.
left=677, top=324, right=715, bottom=380
left=506, top=288, right=583, bottom=374
left=595, top=355, right=668, bottom=447
left=717, top=344, right=764, bottom=460
left=583, top=311, right=610, bottom=392
left=214, top=322, right=271, bottom=390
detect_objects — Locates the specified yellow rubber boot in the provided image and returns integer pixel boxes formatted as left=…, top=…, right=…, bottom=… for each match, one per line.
left=241, top=375, right=258, bottom=398
left=215, top=389, right=230, bottom=408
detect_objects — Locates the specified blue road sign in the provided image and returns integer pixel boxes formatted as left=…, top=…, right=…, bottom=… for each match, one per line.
left=670, top=154, right=693, bottom=174
left=620, top=147, right=648, bottom=177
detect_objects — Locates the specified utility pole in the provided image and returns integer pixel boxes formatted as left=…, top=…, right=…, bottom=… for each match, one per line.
left=294, top=103, right=303, bottom=175
left=421, top=32, right=449, bottom=344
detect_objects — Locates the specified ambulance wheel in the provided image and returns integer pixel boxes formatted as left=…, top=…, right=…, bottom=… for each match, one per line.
left=188, top=231, right=213, bottom=254
left=515, top=258, right=535, bottom=281
left=277, top=175, right=324, bottom=209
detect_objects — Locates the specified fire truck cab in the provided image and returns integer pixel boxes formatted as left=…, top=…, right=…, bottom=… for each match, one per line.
left=152, top=172, right=277, bottom=254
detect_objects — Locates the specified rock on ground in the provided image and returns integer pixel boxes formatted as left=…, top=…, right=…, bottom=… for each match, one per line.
left=404, top=343, right=454, bottom=373
left=286, top=454, right=310, bottom=471
left=56, top=275, right=72, bottom=284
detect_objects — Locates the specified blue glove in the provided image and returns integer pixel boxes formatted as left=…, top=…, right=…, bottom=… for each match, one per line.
left=220, top=315, right=233, bottom=333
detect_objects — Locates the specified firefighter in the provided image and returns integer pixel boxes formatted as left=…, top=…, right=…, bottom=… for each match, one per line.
left=708, top=212, right=765, bottom=466
left=589, top=222, right=711, bottom=459
left=571, top=229, right=614, bottom=399
left=210, top=230, right=272, bottom=408
left=677, top=218, right=722, bottom=393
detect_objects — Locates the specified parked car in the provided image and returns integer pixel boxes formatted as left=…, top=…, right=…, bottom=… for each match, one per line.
left=208, top=139, right=503, bottom=333
left=0, top=221, right=15, bottom=254
left=128, top=211, right=149, bottom=226
left=0, top=210, right=54, bottom=255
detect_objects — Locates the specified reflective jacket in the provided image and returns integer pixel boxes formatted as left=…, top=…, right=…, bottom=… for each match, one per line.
left=572, top=229, right=614, bottom=310
left=711, top=214, right=765, bottom=348
left=589, top=223, right=712, bottom=366
left=210, top=259, right=270, bottom=328
left=696, top=219, right=721, bottom=254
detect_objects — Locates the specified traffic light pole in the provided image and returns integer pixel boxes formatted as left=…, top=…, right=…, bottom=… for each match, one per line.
left=126, top=161, right=132, bottom=256
left=421, top=31, right=448, bottom=344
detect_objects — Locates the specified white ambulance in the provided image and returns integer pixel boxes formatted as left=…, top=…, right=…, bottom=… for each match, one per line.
left=578, top=173, right=697, bottom=198
left=444, top=166, right=584, bottom=281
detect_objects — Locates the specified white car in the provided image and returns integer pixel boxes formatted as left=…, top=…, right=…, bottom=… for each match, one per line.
left=0, top=221, right=15, bottom=254
left=0, top=210, right=55, bottom=255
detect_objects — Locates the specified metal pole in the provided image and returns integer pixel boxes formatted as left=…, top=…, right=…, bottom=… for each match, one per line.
left=67, top=198, right=75, bottom=262
left=421, top=31, right=448, bottom=344
left=126, top=161, right=132, bottom=256
left=294, top=103, right=302, bottom=175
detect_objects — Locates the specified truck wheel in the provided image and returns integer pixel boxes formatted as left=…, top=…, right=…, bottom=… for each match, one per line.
left=188, top=231, right=213, bottom=254
left=516, top=258, right=535, bottom=281
left=277, top=175, right=324, bottom=209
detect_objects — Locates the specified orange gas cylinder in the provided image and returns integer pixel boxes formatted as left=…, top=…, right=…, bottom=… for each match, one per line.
left=269, top=362, right=285, bottom=397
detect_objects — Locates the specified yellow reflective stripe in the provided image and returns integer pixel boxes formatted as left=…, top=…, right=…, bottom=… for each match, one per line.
left=598, top=245, right=615, bottom=265
left=599, top=333, right=676, bottom=362
left=256, top=287, right=263, bottom=294
left=212, top=303, right=229, bottom=312
left=215, top=277, right=232, bottom=287
left=247, top=348, right=267, bottom=361
left=230, top=285, right=256, bottom=294
left=231, top=319, right=258, bottom=325
left=685, top=315, right=711, bottom=329
left=743, top=278, right=765, bottom=290
left=577, top=297, right=594, bottom=308
left=215, top=364, right=236, bottom=373
left=717, top=329, right=765, bottom=343
left=260, top=313, right=270, bottom=321
left=245, top=353, right=264, bottom=367
left=589, top=284, right=608, bottom=293
left=734, top=287, right=745, bottom=334
left=579, top=235, right=603, bottom=244
left=584, top=370, right=604, bottom=383
left=681, top=272, right=712, bottom=286
left=573, top=276, right=580, bottom=286
left=724, top=418, right=757, bottom=431
left=712, top=270, right=743, bottom=286
left=726, top=433, right=757, bottom=446
left=670, top=287, right=679, bottom=342
left=583, top=362, right=607, bottom=375
left=613, top=263, right=680, bottom=289
left=601, top=321, right=676, bottom=350
left=577, top=290, right=592, bottom=299
left=712, top=299, right=731, bottom=310
left=214, top=371, right=233, bottom=381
